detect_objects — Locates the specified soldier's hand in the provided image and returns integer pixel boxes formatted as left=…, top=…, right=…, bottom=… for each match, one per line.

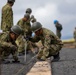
left=33, top=48, right=39, bottom=54
left=10, top=45, right=17, bottom=51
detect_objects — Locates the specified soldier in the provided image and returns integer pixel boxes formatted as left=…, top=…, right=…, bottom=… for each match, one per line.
left=31, top=22, right=63, bottom=62
left=54, top=20, right=63, bottom=39
left=1, top=0, right=15, bottom=32
left=54, top=20, right=63, bottom=59
left=16, top=13, right=32, bottom=55
left=30, top=15, right=37, bottom=23
left=73, top=27, right=76, bottom=48
left=0, top=25, right=22, bottom=64
left=25, top=8, right=32, bottom=15
left=25, top=8, right=33, bottom=25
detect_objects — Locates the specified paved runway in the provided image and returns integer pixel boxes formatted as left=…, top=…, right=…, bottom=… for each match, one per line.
left=51, top=48, right=76, bottom=75
left=1, top=48, right=76, bottom=75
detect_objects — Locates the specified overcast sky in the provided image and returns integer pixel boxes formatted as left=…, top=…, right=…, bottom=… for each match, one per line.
left=0, top=0, right=76, bottom=40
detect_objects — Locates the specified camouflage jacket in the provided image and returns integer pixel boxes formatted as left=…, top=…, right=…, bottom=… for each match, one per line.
left=31, top=28, right=63, bottom=48
left=0, top=31, right=17, bottom=48
left=1, top=3, right=13, bottom=31
left=17, top=19, right=32, bottom=36
left=74, top=30, right=76, bottom=38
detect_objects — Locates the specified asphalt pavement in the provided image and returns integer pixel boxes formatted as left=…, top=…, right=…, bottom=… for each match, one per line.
left=1, top=52, right=35, bottom=75
left=51, top=48, right=76, bottom=75
left=1, top=48, right=76, bottom=75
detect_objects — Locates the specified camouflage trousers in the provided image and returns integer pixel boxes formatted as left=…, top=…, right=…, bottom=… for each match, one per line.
left=16, top=35, right=26, bottom=53
left=0, top=46, right=18, bottom=61
left=16, top=35, right=35, bottom=53
left=37, top=44, right=63, bottom=60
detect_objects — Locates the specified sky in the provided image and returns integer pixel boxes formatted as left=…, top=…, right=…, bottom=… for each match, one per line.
left=0, top=0, right=76, bottom=40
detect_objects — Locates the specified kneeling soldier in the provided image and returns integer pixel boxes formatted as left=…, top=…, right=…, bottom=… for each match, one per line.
left=31, top=22, right=63, bottom=62
left=0, top=25, right=22, bottom=63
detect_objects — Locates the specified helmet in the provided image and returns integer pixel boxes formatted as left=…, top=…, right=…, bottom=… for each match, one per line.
left=31, top=18, right=36, bottom=23
left=54, top=20, right=58, bottom=24
left=26, top=8, right=32, bottom=14
left=24, top=13, right=30, bottom=19
left=11, top=25, right=22, bottom=35
left=30, top=15, right=34, bottom=19
left=31, top=22, right=42, bottom=32
left=8, top=0, right=15, bottom=2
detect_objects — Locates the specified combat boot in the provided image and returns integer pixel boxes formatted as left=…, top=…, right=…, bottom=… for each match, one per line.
left=12, top=60, right=20, bottom=63
left=12, top=57, right=20, bottom=63
left=18, top=52, right=24, bottom=56
left=1, top=59, right=10, bottom=64
left=52, top=52, right=60, bottom=62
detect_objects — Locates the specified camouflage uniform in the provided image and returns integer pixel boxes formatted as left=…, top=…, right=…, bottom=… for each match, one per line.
left=16, top=19, right=32, bottom=53
left=1, top=3, right=13, bottom=32
left=73, top=28, right=76, bottom=47
left=0, top=31, right=18, bottom=61
left=31, top=28, right=63, bottom=60
left=55, top=22, right=62, bottom=39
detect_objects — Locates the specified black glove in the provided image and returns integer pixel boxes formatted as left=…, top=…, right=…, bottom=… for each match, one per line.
left=24, top=35, right=32, bottom=41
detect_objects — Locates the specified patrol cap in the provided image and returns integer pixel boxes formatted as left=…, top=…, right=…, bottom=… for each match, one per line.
left=31, top=22, right=42, bottom=32
left=11, top=25, right=22, bottom=35
left=8, top=0, right=15, bottom=2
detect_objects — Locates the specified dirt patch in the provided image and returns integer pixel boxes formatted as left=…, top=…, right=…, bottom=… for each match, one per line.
left=63, top=42, right=75, bottom=48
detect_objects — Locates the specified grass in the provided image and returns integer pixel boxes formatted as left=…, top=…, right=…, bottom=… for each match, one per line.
left=62, top=38, right=75, bottom=44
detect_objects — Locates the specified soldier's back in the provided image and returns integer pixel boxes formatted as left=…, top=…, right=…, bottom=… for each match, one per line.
left=2, top=4, right=11, bottom=13
left=1, top=3, right=13, bottom=31
left=0, top=31, right=9, bottom=41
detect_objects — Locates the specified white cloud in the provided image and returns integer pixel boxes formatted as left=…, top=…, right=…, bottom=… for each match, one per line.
left=35, top=3, right=58, bottom=18
left=0, top=0, right=76, bottom=39
left=66, top=0, right=76, bottom=4
left=33, top=3, right=59, bottom=32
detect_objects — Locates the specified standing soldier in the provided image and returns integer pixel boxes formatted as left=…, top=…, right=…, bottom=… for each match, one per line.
left=54, top=20, right=63, bottom=39
left=16, top=13, right=32, bottom=55
left=0, top=25, right=22, bottom=64
left=73, top=27, right=76, bottom=48
left=31, top=22, right=63, bottom=62
left=54, top=20, right=63, bottom=59
left=1, top=0, right=15, bottom=32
